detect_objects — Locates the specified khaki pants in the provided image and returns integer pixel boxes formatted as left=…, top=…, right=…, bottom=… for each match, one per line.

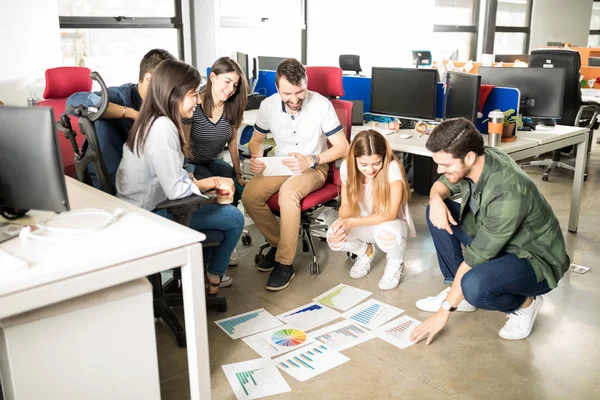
left=242, top=164, right=329, bottom=265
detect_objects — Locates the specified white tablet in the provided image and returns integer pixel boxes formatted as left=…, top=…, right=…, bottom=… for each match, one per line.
left=255, top=156, right=302, bottom=176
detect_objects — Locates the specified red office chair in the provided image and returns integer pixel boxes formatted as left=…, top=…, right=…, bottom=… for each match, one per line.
left=254, top=66, right=352, bottom=275
left=37, top=67, right=92, bottom=177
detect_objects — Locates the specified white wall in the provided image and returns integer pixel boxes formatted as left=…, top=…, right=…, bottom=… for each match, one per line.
left=190, top=0, right=220, bottom=75
left=530, top=0, right=594, bottom=51
left=0, top=0, right=62, bottom=106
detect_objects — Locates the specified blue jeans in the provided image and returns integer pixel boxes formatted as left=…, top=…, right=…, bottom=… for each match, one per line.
left=155, top=203, right=244, bottom=277
left=192, top=159, right=241, bottom=207
left=426, top=199, right=551, bottom=313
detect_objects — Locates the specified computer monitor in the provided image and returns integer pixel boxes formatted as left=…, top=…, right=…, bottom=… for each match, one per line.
left=257, top=56, right=288, bottom=71
left=444, top=71, right=481, bottom=123
left=371, top=67, right=438, bottom=121
left=478, top=66, right=566, bottom=125
left=0, top=106, right=69, bottom=218
left=589, top=57, right=600, bottom=67
left=235, top=51, right=250, bottom=85
left=412, top=50, right=432, bottom=67
left=494, top=54, right=529, bottom=64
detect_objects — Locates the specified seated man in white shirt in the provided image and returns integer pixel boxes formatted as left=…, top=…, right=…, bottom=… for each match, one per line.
left=242, top=58, right=350, bottom=291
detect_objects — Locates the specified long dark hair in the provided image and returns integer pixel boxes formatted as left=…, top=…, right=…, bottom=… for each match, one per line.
left=202, top=56, right=248, bottom=131
left=127, top=59, right=200, bottom=157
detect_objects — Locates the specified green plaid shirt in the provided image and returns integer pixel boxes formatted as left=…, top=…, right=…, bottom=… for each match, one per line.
left=439, top=147, right=569, bottom=288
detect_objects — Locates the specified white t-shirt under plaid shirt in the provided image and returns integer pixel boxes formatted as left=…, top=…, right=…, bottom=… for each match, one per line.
left=253, top=91, right=343, bottom=157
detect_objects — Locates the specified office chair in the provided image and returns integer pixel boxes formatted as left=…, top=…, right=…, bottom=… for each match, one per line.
left=588, top=57, right=600, bottom=67
left=54, top=71, right=226, bottom=348
left=254, top=66, right=352, bottom=275
left=519, top=49, right=600, bottom=181
left=339, top=54, right=363, bottom=76
left=37, top=67, right=92, bottom=177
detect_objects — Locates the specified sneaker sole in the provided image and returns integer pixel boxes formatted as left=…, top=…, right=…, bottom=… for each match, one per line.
left=499, top=298, right=543, bottom=340
left=228, top=262, right=239, bottom=267
left=219, top=280, right=233, bottom=288
left=265, top=273, right=296, bottom=291
left=256, top=265, right=275, bottom=272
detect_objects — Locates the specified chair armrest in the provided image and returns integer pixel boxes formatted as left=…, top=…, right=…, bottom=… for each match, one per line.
left=238, top=144, right=273, bottom=158
left=155, top=193, right=216, bottom=211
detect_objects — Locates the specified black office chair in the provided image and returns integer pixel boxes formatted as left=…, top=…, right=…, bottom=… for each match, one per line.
left=57, top=72, right=226, bottom=348
left=339, top=54, right=363, bottom=76
left=519, top=49, right=600, bottom=181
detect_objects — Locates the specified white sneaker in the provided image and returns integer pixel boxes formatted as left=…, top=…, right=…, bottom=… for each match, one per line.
left=219, top=274, right=233, bottom=288
left=499, top=296, right=543, bottom=340
left=228, top=249, right=239, bottom=267
left=349, top=246, right=375, bottom=279
left=378, top=257, right=404, bottom=290
left=415, top=287, right=477, bottom=312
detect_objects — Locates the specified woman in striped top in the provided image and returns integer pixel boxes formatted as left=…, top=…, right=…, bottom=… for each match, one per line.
left=183, top=57, right=248, bottom=207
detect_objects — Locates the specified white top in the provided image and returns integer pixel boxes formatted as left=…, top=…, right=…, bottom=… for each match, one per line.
left=254, top=90, right=343, bottom=157
left=116, top=116, right=200, bottom=210
left=340, top=160, right=416, bottom=238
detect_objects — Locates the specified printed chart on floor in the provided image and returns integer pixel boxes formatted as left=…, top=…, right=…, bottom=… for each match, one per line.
left=222, top=358, right=291, bottom=400
left=277, top=302, right=341, bottom=331
left=274, top=344, right=350, bottom=382
left=374, top=315, right=422, bottom=350
left=242, top=325, right=314, bottom=358
left=313, top=283, right=373, bottom=311
left=342, top=299, right=405, bottom=329
left=308, top=320, right=374, bottom=351
left=215, top=308, right=283, bottom=340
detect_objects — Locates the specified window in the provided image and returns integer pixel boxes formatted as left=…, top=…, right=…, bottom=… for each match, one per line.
left=57, top=0, right=183, bottom=87
left=433, top=0, right=480, bottom=60
left=588, top=0, right=600, bottom=47
left=489, top=0, right=532, bottom=55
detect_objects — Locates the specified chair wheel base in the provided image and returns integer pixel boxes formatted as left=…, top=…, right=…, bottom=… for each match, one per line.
left=310, top=262, right=320, bottom=275
left=542, top=174, right=549, bottom=182
left=241, top=230, right=252, bottom=246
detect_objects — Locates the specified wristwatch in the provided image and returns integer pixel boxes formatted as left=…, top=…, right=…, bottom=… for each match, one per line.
left=310, top=154, right=320, bottom=169
left=441, top=300, right=457, bottom=312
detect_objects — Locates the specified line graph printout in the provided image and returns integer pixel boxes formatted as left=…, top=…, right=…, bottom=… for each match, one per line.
left=274, top=344, right=350, bottom=382
left=222, top=358, right=291, bottom=399
left=342, top=299, right=405, bottom=329
left=308, top=320, right=374, bottom=351
left=277, top=302, right=341, bottom=331
left=215, top=308, right=283, bottom=339
left=242, top=325, right=313, bottom=358
left=374, top=315, right=422, bottom=350
left=313, top=283, right=372, bottom=311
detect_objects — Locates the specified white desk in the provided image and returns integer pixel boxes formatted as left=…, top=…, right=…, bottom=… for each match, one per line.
left=381, top=125, right=589, bottom=233
left=0, top=178, right=211, bottom=399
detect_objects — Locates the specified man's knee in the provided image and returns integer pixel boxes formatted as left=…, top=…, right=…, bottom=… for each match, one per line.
left=375, top=229, right=405, bottom=252
left=277, top=185, right=303, bottom=209
left=461, top=270, right=487, bottom=307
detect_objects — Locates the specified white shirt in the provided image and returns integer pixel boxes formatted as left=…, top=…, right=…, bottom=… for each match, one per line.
left=116, top=116, right=200, bottom=210
left=340, top=159, right=416, bottom=237
left=254, top=90, right=342, bottom=157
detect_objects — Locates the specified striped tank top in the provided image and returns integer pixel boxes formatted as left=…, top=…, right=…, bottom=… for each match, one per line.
left=187, top=104, right=232, bottom=164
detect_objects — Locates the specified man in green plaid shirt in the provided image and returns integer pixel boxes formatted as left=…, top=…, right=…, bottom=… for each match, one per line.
left=410, top=118, right=570, bottom=345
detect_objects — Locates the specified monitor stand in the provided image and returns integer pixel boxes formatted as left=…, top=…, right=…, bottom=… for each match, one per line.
left=534, top=118, right=556, bottom=131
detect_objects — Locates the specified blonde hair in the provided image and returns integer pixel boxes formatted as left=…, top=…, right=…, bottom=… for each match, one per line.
left=345, top=130, right=410, bottom=216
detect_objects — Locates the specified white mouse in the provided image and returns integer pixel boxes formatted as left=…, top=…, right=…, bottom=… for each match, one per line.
left=398, top=133, right=412, bottom=139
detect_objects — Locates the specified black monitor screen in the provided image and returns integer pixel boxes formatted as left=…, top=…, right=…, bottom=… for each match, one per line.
left=371, top=67, right=438, bottom=121
left=235, top=51, right=250, bottom=83
left=0, top=106, right=69, bottom=214
left=258, top=56, right=288, bottom=71
left=445, top=71, right=481, bottom=123
left=494, top=54, right=529, bottom=63
left=478, top=67, right=566, bottom=119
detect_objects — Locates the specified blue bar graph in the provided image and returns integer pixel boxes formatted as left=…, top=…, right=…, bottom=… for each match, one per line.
left=284, top=304, right=323, bottom=317
left=278, top=345, right=329, bottom=370
left=218, top=311, right=262, bottom=335
left=351, top=304, right=380, bottom=325
left=315, top=324, right=367, bottom=344
left=235, top=369, right=258, bottom=396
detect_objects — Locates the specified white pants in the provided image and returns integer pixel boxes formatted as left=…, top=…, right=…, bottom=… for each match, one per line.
left=327, top=219, right=408, bottom=261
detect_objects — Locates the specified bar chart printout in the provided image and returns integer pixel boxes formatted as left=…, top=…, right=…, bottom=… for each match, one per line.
left=308, top=320, right=374, bottom=351
left=222, top=358, right=291, bottom=400
left=215, top=308, right=283, bottom=339
left=343, top=299, right=405, bottom=329
left=374, top=315, right=422, bottom=350
left=274, top=344, right=350, bottom=382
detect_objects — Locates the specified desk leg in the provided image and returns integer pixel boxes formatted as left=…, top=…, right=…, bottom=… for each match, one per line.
left=569, top=138, right=589, bottom=233
left=181, top=243, right=211, bottom=400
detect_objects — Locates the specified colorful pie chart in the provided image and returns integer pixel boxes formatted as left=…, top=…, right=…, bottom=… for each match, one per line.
left=271, top=328, right=307, bottom=347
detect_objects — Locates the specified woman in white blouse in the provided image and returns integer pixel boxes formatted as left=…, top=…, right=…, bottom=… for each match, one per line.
left=116, top=59, right=244, bottom=296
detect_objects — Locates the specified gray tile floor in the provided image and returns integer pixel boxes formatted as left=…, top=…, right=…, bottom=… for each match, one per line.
left=158, top=134, right=600, bottom=400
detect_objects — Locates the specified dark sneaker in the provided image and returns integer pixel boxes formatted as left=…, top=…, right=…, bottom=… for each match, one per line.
left=257, top=247, right=277, bottom=272
left=266, top=263, right=295, bottom=291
